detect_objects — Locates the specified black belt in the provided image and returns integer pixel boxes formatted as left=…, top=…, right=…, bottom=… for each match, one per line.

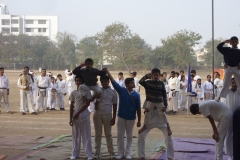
left=0, top=88, right=7, bottom=89
left=38, top=86, right=48, bottom=97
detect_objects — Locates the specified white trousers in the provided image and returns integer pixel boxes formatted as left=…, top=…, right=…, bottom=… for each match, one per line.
left=47, top=90, right=51, bottom=108
left=68, top=87, right=74, bottom=104
left=32, top=89, right=37, bottom=105
left=49, top=93, right=57, bottom=109
left=215, top=112, right=232, bottom=160
left=220, top=67, right=240, bottom=98
left=179, top=92, right=187, bottom=110
left=224, top=118, right=233, bottom=155
left=169, top=92, right=179, bottom=111
left=205, top=91, right=213, bottom=100
left=72, top=110, right=92, bottom=158
left=57, top=93, right=65, bottom=109
left=88, top=85, right=102, bottom=97
left=117, top=117, right=135, bottom=157
left=36, top=91, right=47, bottom=111
left=20, top=90, right=35, bottom=113
left=138, top=124, right=174, bottom=159
left=0, top=89, right=10, bottom=111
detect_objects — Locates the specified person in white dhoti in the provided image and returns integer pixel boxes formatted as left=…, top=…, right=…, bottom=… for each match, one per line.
left=65, top=69, right=75, bottom=104
left=17, top=70, right=37, bottom=115
left=69, top=75, right=93, bottom=160
left=48, top=77, right=58, bottom=110
left=223, top=78, right=240, bottom=160
left=56, top=74, right=67, bottom=110
left=0, top=67, right=12, bottom=114
left=195, top=79, right=204, bottom=103
left=203, top=75, right=215, bottom=100
left=214, top=72, right=223, bottom=101
left=168, top=71, right=180, bottom=114
left=36, top=69, right=51, bottom=113
left=179, top=75, right=187, bottom=111
left=190, top=100, right=232, bottom=160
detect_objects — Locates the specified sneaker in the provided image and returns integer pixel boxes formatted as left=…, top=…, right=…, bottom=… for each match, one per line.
left=22, top=112, right=26, bottom=115
left=61, top=108, right=65, bottom=111
left=7, top=111, right=13, bottom=114
left=46, top=107, right=50, bottom=110
left=70, top=156, right=76, bottom=160
left=126, top=155, right=132, bottom=159
left=116, top=155, right=124, bottom=159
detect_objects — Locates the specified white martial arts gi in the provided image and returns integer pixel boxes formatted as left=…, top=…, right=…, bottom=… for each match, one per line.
left=168, top=77, right=180, bottom=111
left=199, top=100, right=232, bottom=160
left=69, top=84, right=92, bottom=159
left=17, top=75, right=35, bottom=113
left=48, top=82, right=58, bottom=109
left=179, top=80, right=187, bottom=110
left=0, top=75, right=11, bottom=112
left=203, top=81, right=215, bottom=100
left=214, top=78, right=223, bottom=100
left=194, top=75, right=201, bottom=81
left=138, top=105, right=174, bottom=159
left=224, top=89, right=240, bottom=155
left=195, top=84, right=204, bottom=103
left=56, top=79, right=67, bottom=109
left=65, top=69, right=75, bottom=104
left=36, top=75, right=51, bottom=112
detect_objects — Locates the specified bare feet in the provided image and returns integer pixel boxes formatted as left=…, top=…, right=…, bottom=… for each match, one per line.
left=138, top=124, right=147, bottom=134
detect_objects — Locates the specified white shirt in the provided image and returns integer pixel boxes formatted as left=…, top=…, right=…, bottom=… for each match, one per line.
left=95, top=87, right=117, bottom=114
left=168, top=77, right=180, bottom=91
left=194, top=75, right=201, bottom=81
left=114, top=78, right=125, bottom=88
left=134, top=77, right=140, bottom=92
left=214, top=78, right=223, bottom=89
left=56, top=80, right=67, bottom=94
left=195, top=84, right=204, bottom=99
left=36, top=76, right=51, bottom=88
left=225, top=89, right=240, bottom=112
left=199, top=100, right=231, bottom=122
left=178, top=76, right=188, bottom=82
left=203, top=81, right=215, bottom=94
left=0, top=75, right=10, bottom=89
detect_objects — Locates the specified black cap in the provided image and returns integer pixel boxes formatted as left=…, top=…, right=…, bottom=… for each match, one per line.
left=0, top=66, right=4, bottom=70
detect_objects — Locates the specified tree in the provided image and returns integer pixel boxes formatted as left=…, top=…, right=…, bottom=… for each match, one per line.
left=202, top=39, right=224, bottom=68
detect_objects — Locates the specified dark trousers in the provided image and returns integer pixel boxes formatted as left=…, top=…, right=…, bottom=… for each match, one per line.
left=233, top=106, right=240, bottom=160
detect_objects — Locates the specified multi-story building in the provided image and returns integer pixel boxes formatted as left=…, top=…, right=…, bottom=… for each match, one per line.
left=0, top=4, right=58, bottom=41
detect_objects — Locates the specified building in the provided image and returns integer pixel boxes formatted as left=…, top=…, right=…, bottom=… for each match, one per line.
left=0, top=4, right=58, bottom=41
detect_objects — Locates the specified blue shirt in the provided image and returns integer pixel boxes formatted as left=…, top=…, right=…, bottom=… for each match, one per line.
left=112, top=81, right=141, bottom=120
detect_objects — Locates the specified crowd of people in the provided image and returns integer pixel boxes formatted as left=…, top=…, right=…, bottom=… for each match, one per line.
left=0, top=36, right=240, bottom=160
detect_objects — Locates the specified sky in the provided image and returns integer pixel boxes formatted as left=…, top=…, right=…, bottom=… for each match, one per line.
left=2, top=0, right=240, bottom=48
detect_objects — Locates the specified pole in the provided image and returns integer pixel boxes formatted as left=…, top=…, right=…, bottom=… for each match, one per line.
left=212, top=0, right=215, bottom=98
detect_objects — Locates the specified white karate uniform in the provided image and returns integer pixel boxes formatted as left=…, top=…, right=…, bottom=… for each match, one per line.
left=203, top=81, right=215, bottom=100
left=168, top=77, right=180, bottom=111
left=194, top=75, right=201, bottom=81
left=224, top=89, right=240, bottom=155
left=36, top=76, right=51, bottom=111
left=133, top=77, right=140, bottom=92
left=65, top=70, right=75, bottom=104
left=0, top=75, right=11, bottom=112
left=195, top=84, right=204, bottom=103
left=179, top=81, right=187, bottom=110
left=32, top=76, right=38, bottom=106
left=56, top=80, right=67, bottom=109
left=214, top=78, right=223, bottom=100
left=69, top=85, right=92, bottom=159
left=17, top=76, right=35, bottom=113
left=48, top=83, right=58, bottom=109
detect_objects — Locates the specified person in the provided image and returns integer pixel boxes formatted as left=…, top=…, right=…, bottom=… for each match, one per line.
left=187, top=74, right=198, bottom=109
left=233, top=106, right=240, bottom=160
left=162, top=72, right=168, bottom=84
left=17, top=69, right=37, bottom=115
left=29, top=70, right=38, bottom=106
left=190, top=69, right=200, bottom=81
left=0, top=67, right=12, bottom=114
left=223, top=78, right=240, bottom=160
left=72, top=58, right=106, bottom=99
left=216, top=36, right=240, bottom=101
left=138, top=68, right=172, bottom=135
left=179, top=75, right=187, bottom=111
left=190, top=100, right=232, bottom=160
left=107, top=69, right=141, bottom=159
left=203, top=75, right=215, bottom=100
left=93, top=75, right=117, bottom=158
left=168, top=71, right=180, bottom=114
left=69, top=76, right=93, bottom=160
left=48, top=77, right=58, bottom=110
left=36, top=69, right=51, bottom=113
left=65, top=69, right=75, bottom=104
left=175, top=72, right=179, bottom=78
left=178, top=70, right=187, bottom=81
left=56, top=74, right=67, bottom=111
left=115, top=72, right=125, bottom=88
left=132, top=71, right=140, bottom=93
left=214, top=72, right=223, bottom=101
left=195, top=79, right=204, bottom=103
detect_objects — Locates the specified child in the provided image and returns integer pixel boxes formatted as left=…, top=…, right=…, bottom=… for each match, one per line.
left=56, top=74, right=67, bottom=110
left=168, top=71, right=180, bottom=114
left=65, top=69, right=75, bottom=104
left=69, top=76, right=93, bottom=160
left=203, top=75, right=215, bottom=100
left=179, top=75, right=187, bottom=111
left=216, top=36, right=240, bottom=101
left=48, top=77, right=58, bottom=110
left=107, top=69, right=141, bottom=159
left=195, top=79, right=204, bottom=103
left=187, top=74, right=197, bottom=108
left=214, top=72, right=223, bottom=101
left=115, top=72, right=125, bottom=87
left=190, top=100, right=232, bottom=160
left=138, top=68, right=172, bottom=134
left=93, top=75, right=117, bottom=158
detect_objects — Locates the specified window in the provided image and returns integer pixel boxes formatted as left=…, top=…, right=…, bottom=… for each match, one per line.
left=2, top=28, right=10, bottom=33
left=38, top=20, right=46, bottom=24
left=25, top=20, right=33, bottom=24
left=38, top=28, right=46, bottom=32
left=2, top=19, right=10, bottom=25
left=11, top=28, right=19, bottom=32
left=11, top=19, right=18, bottom=24
left=25, top=28, right=33, bottom=32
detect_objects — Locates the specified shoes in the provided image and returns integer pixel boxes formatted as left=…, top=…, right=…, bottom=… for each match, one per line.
left=93, top=153, right=100, bottom=158
left=60, top=108, right=65, bottom=111
left=126, top=155, right=132, bottom=159
left=46, top=107, right=50, bottom=110
left=22, top=112, right=26, bottom=115
left=31, top=112, right=38, bottom=115
left=7, top=111, right=13, bottom=114
left=116, top=155, right=124, bottom=159
left=50, top=108, right=56, bottom=110
left=70, top=156, right=76, bottom=160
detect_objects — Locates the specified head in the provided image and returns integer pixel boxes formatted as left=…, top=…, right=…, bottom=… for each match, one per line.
left=118, top=72, right=123, bottom=80
left=100, top=76, right=110, bottom=89
left=230, top=78, right=237, bottom=90
left=170, top=71, right=175, bottom=78
left=230, top=36, right=239, bottom=48
left=57, top=74, right=62, bottom=81
left=214, top=72, right=219, bottom=79
left=124, top=78, right=135, bottom=90
left=190, top=70, right=196, bottom=76
left=48, top=72, right=52, bottom=77
left=190, top=104, right=200, bottom=115
left=24, top=66, right=30, bottom=73
left=207, top=75, right=211, bottom=81
left=191, top=74, right=194, bottom=80
left=84, top=58, right=94, bottom=70
left=180, top=75, right=185, bottom=82
left=175, top=72, right=179, bottom=77
left=51, top=77, right=56, bottom=83
left=163, top=72, right=167, bottom=78
left=197, top=78, right=201, bottom=85
left=0, top=67, right=4, bottom=75
left=129, top=73, right=134, bottom=78
left=23, top=69, right=27, bottom=75
left=41, top=69, right=46, bottom=76
left=151, top=68, right=161, bottom=81
left=180, top=70, right=184, bottom=76
left=132, top=71, right=137, bottom=77
left=159, top=74, right=163, bottom=81
left=75, top=75, right=84, bottom=87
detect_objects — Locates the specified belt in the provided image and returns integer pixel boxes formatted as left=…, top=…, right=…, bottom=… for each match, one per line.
left=38, top=86, right=48, bottom=97
left=0, top=88, right=7, bottom=89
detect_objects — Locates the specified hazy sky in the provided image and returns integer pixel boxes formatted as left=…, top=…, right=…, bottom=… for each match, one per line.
left=2, top=0, right=240, bottom=48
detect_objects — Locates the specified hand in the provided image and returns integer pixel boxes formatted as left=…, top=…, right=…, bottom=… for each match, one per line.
left=168, top=98, right=171, bottom=101
left=64, top=93, right=66, bottom=96
left=200, top=98, right=203, bottom=100
left=110, top=119, right=115, bottom=126
left=69, top=120, right=73, bottom=126
left=225, top=39, right=231, bottom=43
left=224, top=63, right=228, bottom=69
left=7, top=91, right=9, bottom=95
left=101, top=67, right=107, bottom=72
left=73, top=113, right=79, bottom=120
left=137, top=121, right=141, bottom=127
left=212, top=132, right=220, bottom=142
left=161, top=107, right=167, bottom=112
left=146, top=73, right=152, bottom=79
left=80, top=62, right=85, bottom=67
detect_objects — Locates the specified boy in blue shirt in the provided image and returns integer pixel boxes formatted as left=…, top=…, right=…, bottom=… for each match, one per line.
left=106, top=69, right=141, bottom=160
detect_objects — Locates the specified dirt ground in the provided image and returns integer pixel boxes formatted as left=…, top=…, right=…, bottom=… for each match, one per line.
left=0, top=70, right=214, bottom=159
